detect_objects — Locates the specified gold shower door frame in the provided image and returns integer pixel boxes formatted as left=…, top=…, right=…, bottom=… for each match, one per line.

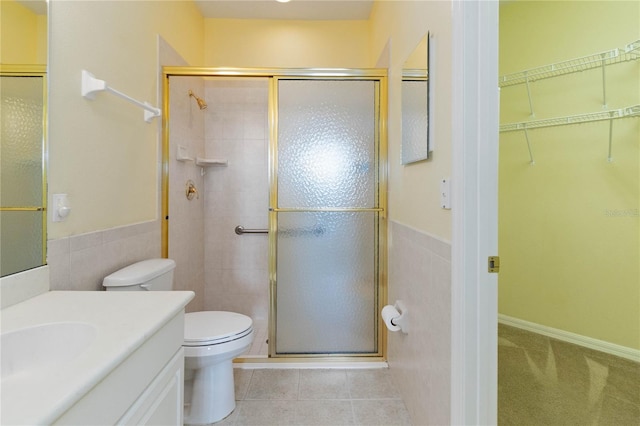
left=0, top=65, right=48, bottom=271
left=162, top=67, right=388, bottom=362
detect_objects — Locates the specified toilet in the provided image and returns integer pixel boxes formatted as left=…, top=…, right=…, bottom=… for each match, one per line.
left=102, top=258, right=254, bottom=425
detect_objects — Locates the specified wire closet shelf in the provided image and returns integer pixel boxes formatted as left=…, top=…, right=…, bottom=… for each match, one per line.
left=499, top=39, right=640, bottom=117
left=500, top=105, right=640, bottom=133
left=498, top=39, right=640, bottom=87
left=498, top=39, right=640, bottom=165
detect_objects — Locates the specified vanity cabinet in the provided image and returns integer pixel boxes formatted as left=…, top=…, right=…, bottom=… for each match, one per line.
left=53, top=312, right=185, bottom=425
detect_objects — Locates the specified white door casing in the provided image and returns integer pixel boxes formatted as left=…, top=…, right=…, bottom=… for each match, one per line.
left=450, top=0, right=499, bottom=425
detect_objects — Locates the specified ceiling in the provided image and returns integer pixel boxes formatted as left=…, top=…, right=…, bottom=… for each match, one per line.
left=193, top=0, right=374, bottom=20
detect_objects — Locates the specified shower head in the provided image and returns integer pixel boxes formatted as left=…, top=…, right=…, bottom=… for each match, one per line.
left=188, top=90, right=208, bottom=110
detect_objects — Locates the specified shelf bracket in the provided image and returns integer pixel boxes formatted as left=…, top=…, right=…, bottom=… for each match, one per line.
left=601, top=53, right=608, bottom=109
left=525, top=72, right=535, bottom=117
left=523, top=128, right=535, bottom=165
left=607, top=111, right=614, bottom=162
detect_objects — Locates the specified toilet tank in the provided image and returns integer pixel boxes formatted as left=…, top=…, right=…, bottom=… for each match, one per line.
left=103, top=259, right=176, bottom=291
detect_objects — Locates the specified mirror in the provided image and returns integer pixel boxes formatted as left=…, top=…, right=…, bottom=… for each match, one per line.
left=0, top=0, right=48, bottom=277
left=401, top=32, right=430, bottom=165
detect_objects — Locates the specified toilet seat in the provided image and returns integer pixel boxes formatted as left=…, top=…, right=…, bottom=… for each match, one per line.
left=184, top=311, right=253, bottom=347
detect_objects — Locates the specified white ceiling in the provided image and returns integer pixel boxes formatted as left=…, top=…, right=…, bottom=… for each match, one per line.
left=193, top=0, right=374, bottom=20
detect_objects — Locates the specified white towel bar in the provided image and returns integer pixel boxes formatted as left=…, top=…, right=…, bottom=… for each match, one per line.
left=81, top=70, right=161, bottom=123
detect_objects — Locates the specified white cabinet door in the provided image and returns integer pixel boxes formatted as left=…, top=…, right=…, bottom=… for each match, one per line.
left=118, top=348, right=184, bottom=426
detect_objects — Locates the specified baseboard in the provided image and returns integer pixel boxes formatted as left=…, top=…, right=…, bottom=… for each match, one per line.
left=498, top=314, right=640, bottom=363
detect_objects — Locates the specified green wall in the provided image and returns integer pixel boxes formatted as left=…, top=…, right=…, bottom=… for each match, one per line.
left=499, top=1, right=640, bottom=350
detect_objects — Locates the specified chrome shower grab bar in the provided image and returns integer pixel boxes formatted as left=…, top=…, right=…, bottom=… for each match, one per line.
left=235, top=226, right=268, bottom=235
left=234, top=225, right=325, bottom=236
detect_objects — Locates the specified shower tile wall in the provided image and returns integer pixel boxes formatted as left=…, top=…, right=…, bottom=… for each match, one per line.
left=203, top=79, right=269, bottom=329
left=168, top=76, right=206, bottom=312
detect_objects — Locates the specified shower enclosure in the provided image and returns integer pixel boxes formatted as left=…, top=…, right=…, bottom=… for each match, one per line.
left=163, top=68, right=387, bottom=359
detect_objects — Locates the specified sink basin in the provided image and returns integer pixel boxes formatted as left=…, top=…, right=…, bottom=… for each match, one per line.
left=1, top=322, right=97, bottom=380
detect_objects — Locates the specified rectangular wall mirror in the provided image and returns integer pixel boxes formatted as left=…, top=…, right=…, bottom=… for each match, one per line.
left=0, top=0, right=48, bottom=277
left=401, top=32, right=430, bottom=165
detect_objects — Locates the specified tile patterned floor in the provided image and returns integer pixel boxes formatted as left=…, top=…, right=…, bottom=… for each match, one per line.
left=200, top=368, right=412, bottom=426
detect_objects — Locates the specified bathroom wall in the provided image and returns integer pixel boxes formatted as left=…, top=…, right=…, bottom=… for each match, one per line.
left=368, top=2, right=454, bottom=424
left=499, top=1, right=640, bottom=350
left=48, top=220, right=160, bottom=291
left=203, top=18, right=370, bottom=68
left=202, top=79, right=270, bottom=326
left=370, top=1, right=453, bottom=241
left=48, top=0, right=204, bottom=240
left=45, top=1, right=204, bottom=290
left=0, top=0, right=47, bottom=64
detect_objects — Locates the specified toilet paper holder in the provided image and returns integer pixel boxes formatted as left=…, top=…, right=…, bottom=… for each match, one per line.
left=382, top=300, right=408, bottom=334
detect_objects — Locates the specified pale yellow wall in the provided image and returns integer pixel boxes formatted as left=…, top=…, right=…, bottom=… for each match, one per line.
left=0, top=0, right=46, bottom=64
left=369, top=1, right=452, bottom=239
left=499, top=1, right=640, bottom=349
left=204, top=18, right=370, bottom=67
left=36, top=14, right=47, bottom=64
left=48, top=0, right=204, bottom=238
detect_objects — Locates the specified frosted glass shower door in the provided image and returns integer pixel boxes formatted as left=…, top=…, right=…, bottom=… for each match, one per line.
left=272, top=79, right=382, bottom=355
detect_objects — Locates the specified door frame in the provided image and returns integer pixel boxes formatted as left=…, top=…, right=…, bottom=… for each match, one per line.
left=450, top=1, right=499, bottom=424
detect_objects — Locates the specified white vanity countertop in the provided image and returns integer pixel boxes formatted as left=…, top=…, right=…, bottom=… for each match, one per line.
left=1, top=290, right=194, bottom=425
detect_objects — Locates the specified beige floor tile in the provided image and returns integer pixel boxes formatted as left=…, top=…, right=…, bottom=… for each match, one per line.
left=294, top=400, right=355, bottom=425
left=234, top=369, right=253, bottom=400
left=234, top=400, right=297, bottom=425
left=351, top=399, right=412, bottom=426
left=347, top=369, right=399, bottom=399
left=298, top=369, right=350, bottom=400
left=245, top=369, right=300, bottom=400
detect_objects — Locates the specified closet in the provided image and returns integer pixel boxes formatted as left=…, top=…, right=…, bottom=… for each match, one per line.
left=499, top=39, right=640, bottom=164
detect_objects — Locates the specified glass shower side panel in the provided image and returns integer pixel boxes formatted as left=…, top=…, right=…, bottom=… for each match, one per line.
left=275, top=211, right=378, bottom=354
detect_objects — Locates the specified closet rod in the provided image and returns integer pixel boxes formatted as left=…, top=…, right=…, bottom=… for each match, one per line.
left=81, top=70, right=161, bottom=123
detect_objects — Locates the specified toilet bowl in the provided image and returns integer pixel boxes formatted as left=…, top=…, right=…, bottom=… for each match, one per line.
left=183, top=311, right=253, bottom=424
left=102, top=259, right=253, bottom=425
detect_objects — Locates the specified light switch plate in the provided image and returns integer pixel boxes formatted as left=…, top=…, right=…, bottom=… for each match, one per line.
left=52, top=193, right=71, bottom=222
left=440, top=178, right=451, bottom=209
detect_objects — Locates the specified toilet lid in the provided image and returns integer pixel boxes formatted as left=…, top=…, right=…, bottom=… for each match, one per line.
left=184, top=311, right=253, bottom=346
